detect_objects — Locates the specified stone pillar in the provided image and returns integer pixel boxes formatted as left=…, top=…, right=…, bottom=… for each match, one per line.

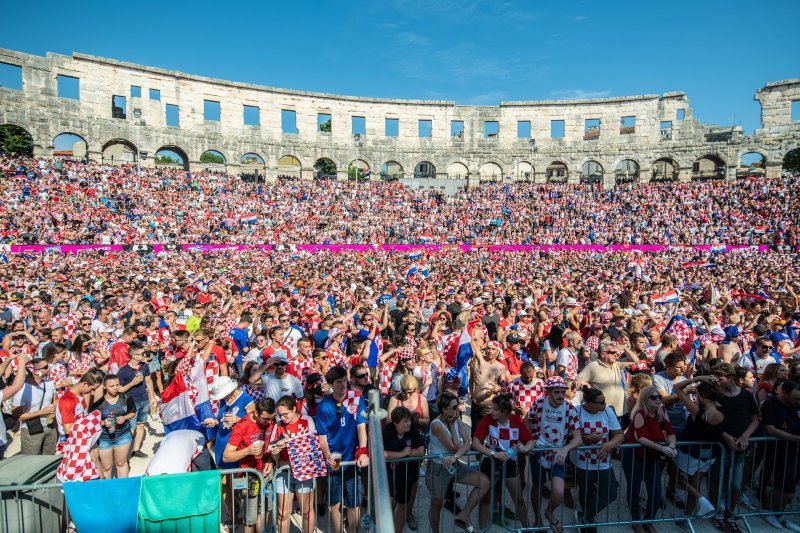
left=765, top=162, right=782, bottom=180
left=678, top=167, right=693, bottom=182
left=639, top=168, right=651, bottom=183
left=602, top=174, right=614, bottom=190
left=336, top=170, right=349, bottom=181
left=300, top=167, right=315, bottom=181
left=567, top=171, right=580, bottom=184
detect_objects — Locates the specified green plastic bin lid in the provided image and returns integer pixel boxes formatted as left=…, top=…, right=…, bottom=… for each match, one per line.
left=0, top=455, right=61, bottom=486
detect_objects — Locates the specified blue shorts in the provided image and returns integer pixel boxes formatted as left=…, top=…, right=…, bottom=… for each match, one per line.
left=98, top=431, right=132, bottom=450
left=134, top=400, right=150, bottom=425
left=327, top=465, right=362, bottom=509
left=274, top=468, right=316, bottom=494
left=530, top=452, right=567, bottom=483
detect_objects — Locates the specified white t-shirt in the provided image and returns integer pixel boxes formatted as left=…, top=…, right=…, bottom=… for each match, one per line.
left=571, top=405, right=621, bottom=471
left=262, top=374, right=304, bottom=402
left=12, top=380, right=56, bottom=430
left=146, top=430, right=205, bottom=475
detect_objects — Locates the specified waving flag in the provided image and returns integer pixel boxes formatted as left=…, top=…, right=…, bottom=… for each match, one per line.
left=418, top=259, right=430, bottom=278
left=710, top=244, right=726, bottom=254
left=405, top=263, right=418, bottom=278
left=664, top=316, right=696, bottom=356
left=409, top=251, right=422, bottom=261
left=188, top=356, right=216, bottom=441
left=239, top=213, right=257, bottom=224
left=444, top=321, right=484, bottom=396
left=287, top=433, right=328, bottom=482
left=160, top=372, right=202, bottom=434
left=652, top=289, right=679, bottom=305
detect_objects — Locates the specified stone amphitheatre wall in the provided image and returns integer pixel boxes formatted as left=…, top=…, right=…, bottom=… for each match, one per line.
left=0, top=48, right=798, bottom=189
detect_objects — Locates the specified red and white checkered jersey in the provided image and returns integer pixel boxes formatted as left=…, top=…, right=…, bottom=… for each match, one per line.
left=506, top=377, right=545, bottom=416
left=556, top=347, right=579, bottom=380
left=527, top=396, right=580, bottom=448
left=572, top=405, right=621, bottom=470
left=474, top=414, right=533, bottom=453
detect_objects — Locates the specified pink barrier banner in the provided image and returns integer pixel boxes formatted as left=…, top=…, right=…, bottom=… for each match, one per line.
left=3, top=244, right=775, bottom=254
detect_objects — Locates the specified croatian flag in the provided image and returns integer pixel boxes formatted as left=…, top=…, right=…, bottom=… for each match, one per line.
left=664, top=316, right=697, bottom=357
left=444, top=322, right=479, bottom=396
left=405, top=264, right=418, bottom=278
left=652, top=289, right=679, bottom=305
left=287, top=433, right=328, bottom=482
left=188, top=356, right=216, bottom=442
left=409, top=251, right=422, bottom=261
left=710, top=244, right=726, bottom=254
left=363, top=168, right=371, bottom=178
left=418, top=259, right=430, bottom=278
left=160, top=372, right=202, bottom=434
left=240, top=213, right=257, bottom=224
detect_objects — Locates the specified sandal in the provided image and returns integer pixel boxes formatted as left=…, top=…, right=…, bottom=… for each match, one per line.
left=544, top=508, right=562, bottom=533
left=454, top=517, right=474, bottom=532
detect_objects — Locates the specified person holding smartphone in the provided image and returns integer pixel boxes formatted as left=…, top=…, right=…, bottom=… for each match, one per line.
left=117, top=343, right=157, bottom=458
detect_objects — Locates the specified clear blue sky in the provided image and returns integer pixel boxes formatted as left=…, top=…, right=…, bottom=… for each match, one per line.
left=2, top=0, right=798, bottom=134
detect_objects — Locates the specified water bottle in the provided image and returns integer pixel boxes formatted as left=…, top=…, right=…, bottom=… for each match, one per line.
left=505, top=445, right=517, bottom=461
left=446, top=457, right=457, bottom=475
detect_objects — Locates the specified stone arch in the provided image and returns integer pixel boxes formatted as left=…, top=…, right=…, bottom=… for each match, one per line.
left=240, top=153, right=266, bottom=182
left=154, top=145, right=189, bottom=170
left=614, top=159, right=640, bottom=184
left=380, top=161, right=404, bottom=181
left=0, top=123, right=34, bottom=156
left=737, top=151, right=766, bottom=178
left=52, top=132, right=88, bottom=159
left=783, top=148, right=800, bottom=174
left=516, top=161, right=534, bottom=181
left=580, top=160, right=604, bottom=184
left=651, top=157, right=679, bottom=181
left=415, top=161, right=436, bottom=179
left=692, top=154, right=726, bottom=180
left=101, top=138, right=137, bottom=165
left=447, top=161, right=469, bottom=180
left=479, top=162, right=503, bottom=182
left=546, top=161, right=568, bottom=183
left=348, top=159, right=371, bottom=180
left=314, top=157, right=337, bottom=179
left=277, top=155, right=302, bottom=179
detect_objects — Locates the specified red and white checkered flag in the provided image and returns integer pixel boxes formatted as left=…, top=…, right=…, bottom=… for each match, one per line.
left=56, top=410, right=102, bottom=482
left=287, top=433, right=328, bottom=482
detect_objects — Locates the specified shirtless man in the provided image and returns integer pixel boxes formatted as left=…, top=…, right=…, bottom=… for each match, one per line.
left=468, top=329, right=509, bottom=433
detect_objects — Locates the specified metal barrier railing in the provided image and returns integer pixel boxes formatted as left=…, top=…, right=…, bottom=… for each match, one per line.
left=726, top=436, right=800, bottom=533
left=366, top=387, right=395, bottom=533
left=0, top=468, right=265, bottom=533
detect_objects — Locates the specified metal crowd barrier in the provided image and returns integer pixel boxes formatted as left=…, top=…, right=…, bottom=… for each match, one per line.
left=0, top=468, right=265, bottom=533
left=726, top=436, right=800, bottom=533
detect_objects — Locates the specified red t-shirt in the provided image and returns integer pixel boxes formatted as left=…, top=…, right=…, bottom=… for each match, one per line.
left=625, top=407, right=675, bottom=458
left=210, top=345, right=227, bottom=366
left=56, top=389, right=86, bottom=436
left=228, top=414, right=272, bottom=470
left=474, top=413, right=533, bottom=452
left=501, top=349, right=523, bottom=376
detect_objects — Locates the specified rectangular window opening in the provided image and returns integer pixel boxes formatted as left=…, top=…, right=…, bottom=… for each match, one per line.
left=149, top=88, right=160, bottom=101
left=551, top=119, right=565, bottom=139
left=517, top=120, right=531, bottom=139
left=165, top=104, right=179, bottom=127
left=792, top=100, right=800, bottom=122
left=112, top=95, right=127, bottom=119
left=56, top=75, right=80, bottom=100
left=204, top=100, right=220, bottom=122
left=660, top=120, right=673, bottom=140
left=450, top=120, right=464, bottom=138
left=584, top=118, right=601, bottom=140
left=130, top=85, right=141, bottom=98
left=243, top=105, right=259, bottom=126
left=281, top=109, right=298, bottom=134
left=351, top=116, right=366, bottom=135
left=484, top=121, right=499, bottom=139
left=620, top=116, right=636, bottom=134
left=676, top=109, right=686, bottom=120
left=418, top=119, right=432, bottom=138
left=385, top=118, right=398, bottom=137
left=0, top=62, right=23, bottom=91
left=318, top=113, right=332, bottom=132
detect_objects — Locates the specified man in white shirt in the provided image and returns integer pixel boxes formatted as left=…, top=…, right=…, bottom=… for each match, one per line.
left=0, top=352, right=28, bottom=458
left=262, top=352, right=304, bottom=402
left=12, top=357, right=57, bottom=455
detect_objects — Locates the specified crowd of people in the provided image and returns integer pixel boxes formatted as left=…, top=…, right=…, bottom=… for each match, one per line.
left=1, top=156, right=799, bottom=246
left=2, top=155, right=800, bottom=533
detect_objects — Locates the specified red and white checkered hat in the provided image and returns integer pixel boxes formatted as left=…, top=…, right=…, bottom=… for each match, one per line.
left=544, top=376, right=568, bottom=389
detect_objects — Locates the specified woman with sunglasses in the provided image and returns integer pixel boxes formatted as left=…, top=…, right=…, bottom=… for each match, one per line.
left=387, top=374, right=430, bottom=434
left=622, top=385, right=676, bottom=533
left=573, top=388, right=623, bottom=532
left=271, top=395, right=318, bottom=533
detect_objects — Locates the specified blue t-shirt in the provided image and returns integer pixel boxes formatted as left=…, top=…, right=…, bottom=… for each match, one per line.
left=213, top=390, right=254, bottom=468
left=117, top=362, right=151, bottom=404
left=316, top=393, right=368, bottom=462
left=355, top=328, right=380, bottom=367
left=229, top=328, right=248, bottom=365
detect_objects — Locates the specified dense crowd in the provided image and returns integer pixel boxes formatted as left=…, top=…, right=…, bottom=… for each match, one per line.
left=0, top=242, right=799, bottom=532
left=2, top=156, right=799, bottom=246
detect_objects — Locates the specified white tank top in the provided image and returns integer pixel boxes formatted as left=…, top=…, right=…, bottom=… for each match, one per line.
left=428, top=417, right=462, bottom=464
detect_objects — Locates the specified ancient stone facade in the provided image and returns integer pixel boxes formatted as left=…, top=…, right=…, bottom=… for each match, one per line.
left=1, top=48, right=798, bottom=189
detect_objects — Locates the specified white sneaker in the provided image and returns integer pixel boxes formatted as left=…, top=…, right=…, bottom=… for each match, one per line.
left=740, top=493, right=754, bottom=509
left=765, top=515, right=785, bottom=529
left=695, top=496, right=715, bottom=516
left=780, top=518, right=800, bottom=533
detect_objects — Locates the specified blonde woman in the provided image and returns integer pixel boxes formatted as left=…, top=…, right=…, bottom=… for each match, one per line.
left=387, top=374, right=430, bottom=433
left=622, top=385, right=676, bottom=532
left=622, top=373, right=652, bottom=429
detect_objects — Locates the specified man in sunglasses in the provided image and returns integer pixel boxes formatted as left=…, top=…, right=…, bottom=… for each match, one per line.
left=12, top=356, right=57, bottom=455
left=263, top=351, right=303, bottom=402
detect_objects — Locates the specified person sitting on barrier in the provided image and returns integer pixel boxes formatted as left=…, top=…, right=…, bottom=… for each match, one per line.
left=473, top=393, right=536, bottom=529
left=315, top=365, right=369, bottom=533
left=427, top=391, right=490, bottom=533
left=222, top=397, right=276, bottom=533
left=759, top=380, right=800, bottom=531
left=382, top=405, right=426, bottom=531
left=526, top=376, right=582, bottom=533
left=270, top=395, right=318, bottom=533
left=621, top=385, right=676, bottom=533
left=672, top=375, right=722, bottom=519
left=572, top=387, right=623, bottom=533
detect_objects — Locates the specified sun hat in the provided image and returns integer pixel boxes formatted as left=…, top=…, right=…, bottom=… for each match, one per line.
left=209, top=376, right=238, bottom=400
left=544, top=376, right=568, bottom=390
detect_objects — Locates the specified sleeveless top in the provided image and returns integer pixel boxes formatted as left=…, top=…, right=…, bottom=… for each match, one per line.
left=428, top=417, right=463, bottom=464
left=680, top=407, right=723, bottom=459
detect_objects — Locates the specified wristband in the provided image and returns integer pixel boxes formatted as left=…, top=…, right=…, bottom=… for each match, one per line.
left=356, top=446, right=368, bottom=459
